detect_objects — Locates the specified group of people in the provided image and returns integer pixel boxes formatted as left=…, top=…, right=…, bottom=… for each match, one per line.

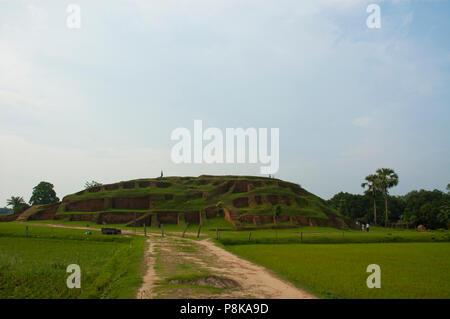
left=356, top=221, right=370, bottom=232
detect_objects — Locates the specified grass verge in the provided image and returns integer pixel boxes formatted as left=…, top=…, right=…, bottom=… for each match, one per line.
left=226, top=242, right=450, bottom=298
left=0, top=222, right=145, bottom=298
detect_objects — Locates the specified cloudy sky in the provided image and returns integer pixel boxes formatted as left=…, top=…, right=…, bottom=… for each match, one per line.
left=1, top=0, right=449, bottom=205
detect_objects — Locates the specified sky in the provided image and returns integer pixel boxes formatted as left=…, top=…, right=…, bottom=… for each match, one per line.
left=0, top=0, right=449, bottom=206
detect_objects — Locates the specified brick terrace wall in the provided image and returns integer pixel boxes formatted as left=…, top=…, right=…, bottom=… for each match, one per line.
left=184, top=211, right=201, bottom=224
left=205, top=206, right=217, bottom=218
left=157, top=211, right=179, bottom=224
left=99, top=212, right=146, bottom=224
left=112, top=197, right=149, bottom=210
left=28, top=203, right=60, bottom=220
left=66, top=199, right=105, bottom=212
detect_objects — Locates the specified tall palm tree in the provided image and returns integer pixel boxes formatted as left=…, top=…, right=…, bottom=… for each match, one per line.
left=361, top=174, right=380, bottom=225
left=6, top=196, right=26, bottom=212
left=376, top=168, right=399, bottom=227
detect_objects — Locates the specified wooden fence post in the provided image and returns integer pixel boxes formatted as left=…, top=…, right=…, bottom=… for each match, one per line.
left=248, top=232, right=252, bottom=242
left=197, top=224, right=202, bottom=238
left=182, top=223, right=189, bottom=238
left=161, top=224, right=164, bottom=237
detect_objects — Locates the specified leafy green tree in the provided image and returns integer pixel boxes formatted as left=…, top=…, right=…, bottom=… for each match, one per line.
left=361, top=174, right=381, bottom=225
left=402, top=189, right=449, bottom=229
left=328, top=191, right=405, bottom=225
left=84, top=181, right=102, bottom=190
left=216, top=201, right=224, bottom=216
left=328, top=192, right=372, bottom=222
left=29, top=182, right=59, bottom=205
left=338, top=199, right=349, bottom=216
left=376, top=168, right=399, bottom=226
left=6, top=196, right=29, bottom=213
left=386, top=195, right=406, bottom=222
left=6, top=196, right=25, bottom=208
left=437, top=210, right=449, bottom=229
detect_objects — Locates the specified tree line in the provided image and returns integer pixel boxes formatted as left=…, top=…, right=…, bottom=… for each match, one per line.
left=5, top=180, right=106, bottom=214
left=327, top=168, right=449, bottom=229
left=5, top=181, right=59, bottom=214
left=0, top=207, right=13, bottom=215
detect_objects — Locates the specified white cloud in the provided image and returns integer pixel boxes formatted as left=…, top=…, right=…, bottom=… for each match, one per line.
left=0, top=0, right=448, bottom=203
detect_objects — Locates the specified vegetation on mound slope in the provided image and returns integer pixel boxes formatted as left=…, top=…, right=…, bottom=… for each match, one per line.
left=26, top=175, right=348, bottom=228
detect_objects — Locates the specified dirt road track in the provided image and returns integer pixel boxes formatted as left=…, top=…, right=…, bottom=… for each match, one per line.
left=193, top=238, right=316, bottom=298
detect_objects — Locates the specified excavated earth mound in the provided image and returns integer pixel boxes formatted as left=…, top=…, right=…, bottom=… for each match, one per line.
left=14, top=175, right=357, bottom=229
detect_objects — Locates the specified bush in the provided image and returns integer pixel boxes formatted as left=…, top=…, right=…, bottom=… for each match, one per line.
left=13, top=203, right=30, bottom=214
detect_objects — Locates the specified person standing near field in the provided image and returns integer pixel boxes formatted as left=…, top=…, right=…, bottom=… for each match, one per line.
left=366, top=223, right=370, bottom=232
left=361, top=224, right=365, bottom=231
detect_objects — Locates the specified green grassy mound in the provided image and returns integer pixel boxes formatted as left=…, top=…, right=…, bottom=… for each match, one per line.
left=25, top=175, right=351, bottom=229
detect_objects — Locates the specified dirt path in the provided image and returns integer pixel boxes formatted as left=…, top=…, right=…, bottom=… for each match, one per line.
left=136, top=234, right=315, bottom=299
left=195, top=238, right=315, bottom=298
left=30, top=223, right=316, bottom=299
left=137, top=239, right=157, bottom=299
